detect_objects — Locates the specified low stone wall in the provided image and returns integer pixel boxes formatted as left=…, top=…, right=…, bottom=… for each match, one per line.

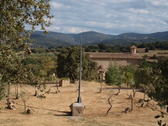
left=59, top=79, right=70, bottom=87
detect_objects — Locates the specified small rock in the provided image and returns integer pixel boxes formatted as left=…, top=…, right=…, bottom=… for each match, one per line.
left=125, top=107, right=131, bottom=113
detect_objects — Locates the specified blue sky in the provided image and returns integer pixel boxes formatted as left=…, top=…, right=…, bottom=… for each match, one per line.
left=48, top=0, right=168, bottom=35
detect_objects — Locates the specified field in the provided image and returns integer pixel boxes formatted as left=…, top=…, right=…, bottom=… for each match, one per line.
left=0, top=82, right=167, bottom=126
left=138, top=50, right=168, bottom=62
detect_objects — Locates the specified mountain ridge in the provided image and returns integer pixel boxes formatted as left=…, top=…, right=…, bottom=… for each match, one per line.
left=30, top=30, right=168, bottom=47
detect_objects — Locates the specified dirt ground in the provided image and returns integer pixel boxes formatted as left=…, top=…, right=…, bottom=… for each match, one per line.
left=0, top=81, right=167, bottom=126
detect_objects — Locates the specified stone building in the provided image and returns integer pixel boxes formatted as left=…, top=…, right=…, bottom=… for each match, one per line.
left=89, top=45, right=143, bottom=72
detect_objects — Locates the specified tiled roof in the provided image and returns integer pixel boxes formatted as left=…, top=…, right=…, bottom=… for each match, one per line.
left=89, top=52, right=142, bottom=60
left=130, top=45, right=137, bottom=49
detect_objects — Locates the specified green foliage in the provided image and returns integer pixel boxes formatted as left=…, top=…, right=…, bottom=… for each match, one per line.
left=105, top=65, right=121, bottom=85
left=21, top=55, right=56, bottom=79
left=0, top=0, right=52, bottom=100
left=56, top=46, right=97, bottom=83
left=21, top=57, right=41, bottom=65
left=136, top=57, right=168, bottom=104
left=134, top=67, right=153, bottom=92
left=20, top=91, right=30, bottom=113
left=0, top=48, right=25, bottom=83
left=120, top=65, right=135, bottom=87
left=153, top=57, right=168, bottom=103
left=0, top=0, right=52, bottom=50
left=82, top=53, right=98, bottom=80
left=0, top=82, right=6, bottom=100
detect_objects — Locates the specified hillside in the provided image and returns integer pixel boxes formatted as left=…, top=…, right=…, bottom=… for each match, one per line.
left=30, top=31, right=168, bottom=47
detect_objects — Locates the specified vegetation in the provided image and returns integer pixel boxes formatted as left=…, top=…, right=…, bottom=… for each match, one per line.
left=20, top=91, right=30, bottom=114
left=105, top=65, right=121, bottom=86
left=105, top=57, right=168, bottom=109
left=56, top=46, right=97, bottom=83
left=0, top=0, right=52, bottom=102
left=0, top=1, right=168, bottom=123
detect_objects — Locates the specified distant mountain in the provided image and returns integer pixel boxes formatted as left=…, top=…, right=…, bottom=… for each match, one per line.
left=75, top=31, right=114, bottom=44
left=113, top=31, right=168, bottom=40
left=30, top=31, right=168, bottom=47
left=30, top=31, right=75, bottom=47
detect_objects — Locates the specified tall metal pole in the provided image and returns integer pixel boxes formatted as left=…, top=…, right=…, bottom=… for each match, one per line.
left=77, top=36, right=82, bottom=103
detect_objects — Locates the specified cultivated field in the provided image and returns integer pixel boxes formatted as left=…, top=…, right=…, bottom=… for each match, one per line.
left=0, top=82, right=167, bottom=126
left=138, top=50, right=168, bottom=62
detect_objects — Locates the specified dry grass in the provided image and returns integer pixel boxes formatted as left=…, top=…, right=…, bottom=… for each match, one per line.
left=138, top=50, right=168, bottom=62
left=139, top=50, right=168, bottom=57
left=0, top=82, right=167, bottom=126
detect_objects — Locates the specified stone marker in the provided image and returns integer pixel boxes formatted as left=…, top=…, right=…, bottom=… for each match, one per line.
left=70, top=102, right=85, bottom=116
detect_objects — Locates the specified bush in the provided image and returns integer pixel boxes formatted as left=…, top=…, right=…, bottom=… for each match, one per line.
left=105, top=65, right=121, bottom=85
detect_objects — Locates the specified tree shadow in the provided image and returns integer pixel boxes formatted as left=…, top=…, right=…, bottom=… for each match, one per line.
left=16, top=103, right=72, bottom=116
left=54, top=111, right=72, bottom=116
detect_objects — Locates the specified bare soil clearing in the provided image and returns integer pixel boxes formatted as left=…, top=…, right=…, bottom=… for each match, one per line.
left=0, top=82, right=167, bottom=126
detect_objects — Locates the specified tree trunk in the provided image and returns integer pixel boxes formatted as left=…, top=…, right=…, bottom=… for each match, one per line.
left=105, top=93, right=113, bottom=115
left=6, top=83, right=11, bottom=109
left=143, top=89, right=148, bottom=100
left=131, top=95, right=134, bottom=111
left=34, top=86, right=37, bottom=96
left=24, top=101, right=26, bottom=113
left=117, top=86, right=121, bottom=95
left=99, top=82, right=103, bottom=93
left=56, top=84, right=60, bottom=93
left=132, top=88, right=136, bottom=97
left=15, top=84, right=19, bottom=99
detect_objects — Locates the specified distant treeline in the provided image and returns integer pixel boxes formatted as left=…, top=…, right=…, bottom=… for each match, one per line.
left=84, top=41, right=168, bottom=52
left=30, top=41, right=168, bottom=53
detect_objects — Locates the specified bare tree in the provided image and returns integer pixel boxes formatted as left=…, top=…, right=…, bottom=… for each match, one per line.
left=105, top=91, right=114, bottom=116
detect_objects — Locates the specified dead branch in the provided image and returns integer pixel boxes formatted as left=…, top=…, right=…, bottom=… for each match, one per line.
left=105, top=93, right=114, bottom=116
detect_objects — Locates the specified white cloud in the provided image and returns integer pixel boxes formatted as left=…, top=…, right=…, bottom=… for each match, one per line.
left=48, top=0, right=168, bottom=34
left=50, top=1, right=62, bottom=9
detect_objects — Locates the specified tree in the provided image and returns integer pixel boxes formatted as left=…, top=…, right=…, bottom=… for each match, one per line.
left=0, top=0, right=52, bottom=50
left=0, top=48, right=24, bottom=106
left=134, top=67, right=153, bottom=100
left=20, top=91, right=30, bottom=114
left=121, top=65, right=137, bottom=97
left=39, top=57, right=56, bottom=77
left=98, top=44, right=109, bottom=50
left=0, top=0, right=52, bottom=100
left=153, top=58, right=168, bottom=104
left=57, top=46, right=97, bottom=83
left=105, top=64, right=122, bottom=94
left=105, top=65, right=120, bottom=85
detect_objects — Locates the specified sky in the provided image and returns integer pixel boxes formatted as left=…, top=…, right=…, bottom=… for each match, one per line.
left=48, top=0, right=168, bottom=35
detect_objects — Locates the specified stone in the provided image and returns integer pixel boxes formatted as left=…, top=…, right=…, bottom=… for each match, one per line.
left=7, top=101, right=16, bottom=110
left=124, top=107, right=131, bottom=113
left=36, top=94, right=46, bottom=98
left=70, top=103, right=85, bottom=116
left=26, top=108, right=34, bottom=114
left=139, top=99, right=144, bottom=103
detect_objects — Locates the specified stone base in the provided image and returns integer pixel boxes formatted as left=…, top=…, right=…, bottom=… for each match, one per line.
left=70, top=103, right=85, bottom=116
